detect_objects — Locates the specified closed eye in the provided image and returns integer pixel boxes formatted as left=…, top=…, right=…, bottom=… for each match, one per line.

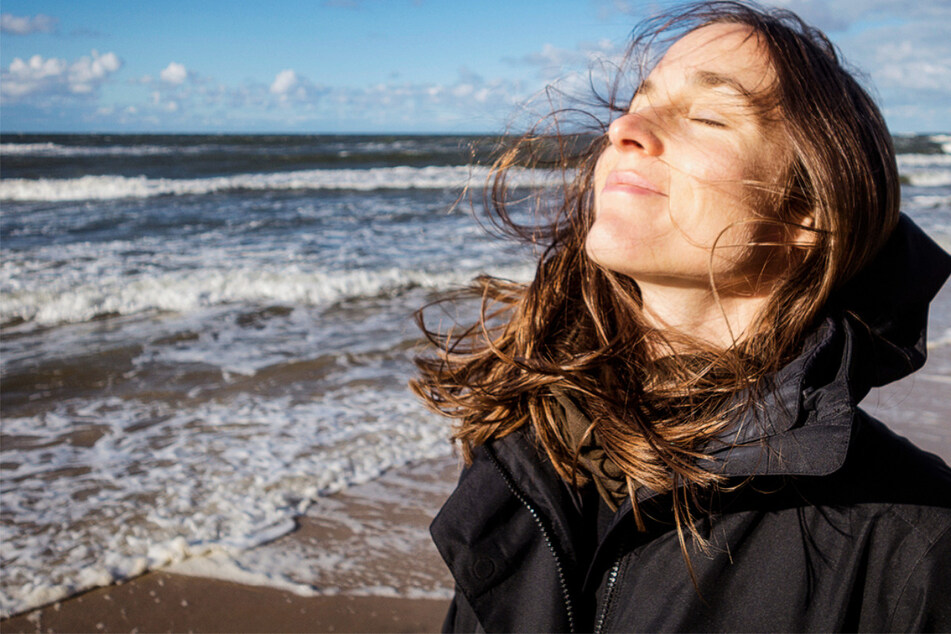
left=690, top=117, right=727, bottom=128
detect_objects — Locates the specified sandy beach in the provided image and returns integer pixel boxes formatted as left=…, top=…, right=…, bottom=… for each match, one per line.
left=0, top=573, right=448, bottom=634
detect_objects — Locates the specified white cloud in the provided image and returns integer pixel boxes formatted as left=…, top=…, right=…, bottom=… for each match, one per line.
left=451, top=83, right=475, bottom=98
left=0, top=13, right=58, bottom=35
left=845, top=22, right=951, bottom=87
left=826, top=18, right=951, bottom=131
left=266, top=69, right=327, bottom=105
left=514, top=40, right=619, bottom=68
left=507, top=39, right=625, bottom=84
left=1, top=50, right=122, bottom=102
left=160, top=62, right=188, bottom=85
left=49, top=61, right=534, bottom=132
left=604, top=0, right=949, bottom=32
left=875, top=46, right=951, bottom=92
left=68, top=51, right=122, bottom=94
left=270, top=69, right=299, bottom=95
left=1, top=56, right=66, bottom=99
left=312, top=68, right=531, bottom=128
left=769, top=0, right=951, bottom=32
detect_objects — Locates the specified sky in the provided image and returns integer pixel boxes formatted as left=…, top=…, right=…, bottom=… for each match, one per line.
left=1, top=0, right=949, bottom=134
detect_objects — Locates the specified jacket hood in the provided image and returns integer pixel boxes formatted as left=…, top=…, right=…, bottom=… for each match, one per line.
left=706, top=213, right=950, bottom=479
left=828, top=213, right=951, bottom=392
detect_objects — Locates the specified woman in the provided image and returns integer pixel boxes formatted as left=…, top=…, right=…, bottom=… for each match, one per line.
left=413, top=2, right=951, bottom=631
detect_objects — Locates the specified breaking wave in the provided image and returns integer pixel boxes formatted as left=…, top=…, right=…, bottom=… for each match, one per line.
left=1, top=263, right=535, bottom=328
left=0, top=166, right=557, bottom=202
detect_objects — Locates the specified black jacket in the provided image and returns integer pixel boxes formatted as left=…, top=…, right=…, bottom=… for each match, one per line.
left=430, top=215, right=951, bottom=632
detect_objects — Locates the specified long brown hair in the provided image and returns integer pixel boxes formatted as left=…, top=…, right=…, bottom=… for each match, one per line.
left=412, top=1, right=899, bottom=549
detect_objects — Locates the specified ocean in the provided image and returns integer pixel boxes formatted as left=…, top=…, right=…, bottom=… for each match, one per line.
left=2, top=133, right=950, bottom=618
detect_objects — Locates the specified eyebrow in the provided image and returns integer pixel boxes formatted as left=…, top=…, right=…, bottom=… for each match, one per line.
left=637, top=70, right=755, bottom=101
left=694, top=70, right=755, bottom=99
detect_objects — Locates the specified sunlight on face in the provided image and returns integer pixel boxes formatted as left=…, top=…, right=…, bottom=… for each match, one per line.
left=586, top=23, right=793, bottom=294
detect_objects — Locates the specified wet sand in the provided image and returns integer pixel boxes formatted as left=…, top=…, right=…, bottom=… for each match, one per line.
left=0, top=572, right=448, bottom=633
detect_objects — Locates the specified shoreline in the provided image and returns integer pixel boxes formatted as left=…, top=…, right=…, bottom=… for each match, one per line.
left=2, top=455, right=460, bottom=633
left=0, top=572, right=449, bottom=634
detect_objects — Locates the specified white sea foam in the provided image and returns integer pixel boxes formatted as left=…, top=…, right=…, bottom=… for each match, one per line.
left=166, top=552, right=320, bottom=597
left=928, top=134, right=951, bottom=154
left=897, top=152, right=951, bottom=167
left=164, top=458, right=457, bottom=600
left=0, top=142, right=208, bottom=157
left=0, top=166, right=559, bottom=201
left=910, top=194, right=951, bottom=209
left=0, top=387, right=451, bottom=618
left=929, top=327, right=951, bottom=350
left=896, top=153, right=951, bottom=188
left=5, top=153, right=942, bottom=200
left=1, top=142, right=62, bottom=154
left=1, top=262, right=535, bottom=328
left=904, top=170, right=951, bottom=187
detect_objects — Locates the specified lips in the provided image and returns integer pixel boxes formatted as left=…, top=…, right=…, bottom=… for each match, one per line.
left=603, top=170, right=666, bottom=196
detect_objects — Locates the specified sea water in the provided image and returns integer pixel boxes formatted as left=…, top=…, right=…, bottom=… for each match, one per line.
left=2, top=133, right=950, bottom=617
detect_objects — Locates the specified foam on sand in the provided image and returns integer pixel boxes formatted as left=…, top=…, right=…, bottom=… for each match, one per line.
left=0, top=387, right=450, bottom=618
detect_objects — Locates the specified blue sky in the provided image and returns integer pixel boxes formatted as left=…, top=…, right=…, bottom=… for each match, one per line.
left=2, top=0, right=949, bottom=133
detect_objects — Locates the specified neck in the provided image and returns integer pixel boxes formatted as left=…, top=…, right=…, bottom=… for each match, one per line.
left=635, top=280, right=769, bottom=351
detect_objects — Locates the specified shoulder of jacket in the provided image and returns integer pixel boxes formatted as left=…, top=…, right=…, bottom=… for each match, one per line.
left=781, top=409, right=951, bottom=543
left=853, top=409, right=951, bottom=473
left=838, top=411, right=951, bottom=575
left=884, top=519, right=951, bottom=631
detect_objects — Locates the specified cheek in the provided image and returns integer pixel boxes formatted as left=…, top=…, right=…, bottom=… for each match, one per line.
left=678, top=143, right=748, bottom=184
left=675, top=147, right=762, bottom=217
left=592, top=149, right=615, bottom=214
left=586, top=207, right=626, bottom=255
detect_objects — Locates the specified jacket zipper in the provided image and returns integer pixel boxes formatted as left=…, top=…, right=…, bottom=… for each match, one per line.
left=593, top=551, right=623, bottom=633
left=486, top=447, right=576, bottom=633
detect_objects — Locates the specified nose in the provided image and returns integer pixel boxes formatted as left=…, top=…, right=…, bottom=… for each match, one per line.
left=607, top=112, right=662, bottom=156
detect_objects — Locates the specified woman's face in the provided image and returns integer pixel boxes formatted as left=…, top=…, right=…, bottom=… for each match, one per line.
left=587, top=23, right=793, bottom=293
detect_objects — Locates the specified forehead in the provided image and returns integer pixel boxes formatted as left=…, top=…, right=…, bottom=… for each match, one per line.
left=651, top=23, right=774, bottom=93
